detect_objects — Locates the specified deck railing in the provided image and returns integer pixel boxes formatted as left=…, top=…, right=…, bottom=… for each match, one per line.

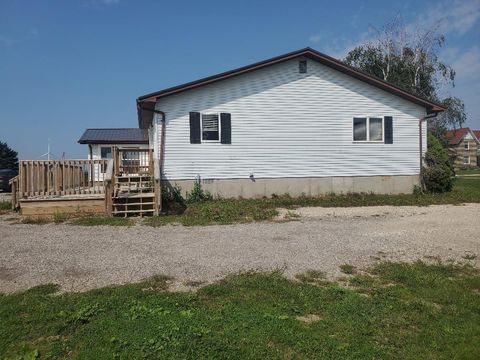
left=14, top=159, right=108, bottom=201
left=114, top=148, right=153, bottom=176
left=10, top=148, right=159, bottom=215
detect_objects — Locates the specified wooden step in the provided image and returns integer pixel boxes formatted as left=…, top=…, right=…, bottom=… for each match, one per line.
left=113, top=202, right=155, bottom=207
left=115, top=175, right=152, bottom=181
left=112, top=209, right=155, bottom=215
left=114, top=192, right=155, bottom=199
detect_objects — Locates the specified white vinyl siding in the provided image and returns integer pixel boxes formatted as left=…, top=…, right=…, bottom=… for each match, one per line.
left=155, top=58, right=426, bottom=180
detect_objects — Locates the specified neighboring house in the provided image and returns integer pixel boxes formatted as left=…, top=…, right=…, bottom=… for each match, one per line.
left=136, top=47, right=444, bottom=198
left=78, top=128, right=150, bottom=180
left=444, top=128, right=480, bottom=168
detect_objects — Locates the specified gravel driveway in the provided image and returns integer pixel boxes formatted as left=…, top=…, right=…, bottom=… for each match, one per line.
left=1, top=203, right=479, bottom=293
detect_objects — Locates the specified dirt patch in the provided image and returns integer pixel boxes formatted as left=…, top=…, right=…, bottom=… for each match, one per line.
left=296, top=314, right=322, bottom=323
left=0, top=266, right=20, bottom=281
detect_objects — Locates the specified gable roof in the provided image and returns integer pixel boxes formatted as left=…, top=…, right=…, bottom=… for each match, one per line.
left=444, top=128, right=480, bottom=145
left=137, top=47, right=445, bottom=127
left=78, top=128, right=149, bottom=144
left=474, top=130, right=480, bottom=140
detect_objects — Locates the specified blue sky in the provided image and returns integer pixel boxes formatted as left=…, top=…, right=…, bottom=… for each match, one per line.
left=1, top=0, right=479, bottom=159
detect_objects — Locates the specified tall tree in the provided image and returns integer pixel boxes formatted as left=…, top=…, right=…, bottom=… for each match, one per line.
left=429, top=96, right=467, bottom=138
left=344, top=16, right=464, bottom=130
left=0, top=141, right=18, bottom=170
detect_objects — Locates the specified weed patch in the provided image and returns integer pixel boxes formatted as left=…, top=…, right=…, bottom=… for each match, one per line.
left=0, top=201, right=11, bottom=211
left=69, top=216, right=134, bottom=226
left=340, top=264, right=357, bottom=275
left=21, top=217, right=50, bottom=225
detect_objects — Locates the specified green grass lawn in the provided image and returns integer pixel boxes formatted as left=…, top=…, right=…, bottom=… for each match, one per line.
left=0, top=262, right=479, bottom=359
left=456, top=168, right=480, bottom=175
left=145, top=177, right=480, bottom=226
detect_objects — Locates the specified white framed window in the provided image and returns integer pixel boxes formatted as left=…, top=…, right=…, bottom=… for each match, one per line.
left=464, top=142, right=469, bottom=150
left=201, top=113, right=220, bottom=142
left=463, top=156, right=470, bottom=165
left=353, top=117, right=384, bottom=142
left=100, top=146, right=112, bottom=159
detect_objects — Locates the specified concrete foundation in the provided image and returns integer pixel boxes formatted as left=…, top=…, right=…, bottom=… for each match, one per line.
left=166, top=175, right=420, bottom=199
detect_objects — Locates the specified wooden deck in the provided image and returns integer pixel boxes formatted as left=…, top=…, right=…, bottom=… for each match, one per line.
left=10, top=148, right=161, bottom=218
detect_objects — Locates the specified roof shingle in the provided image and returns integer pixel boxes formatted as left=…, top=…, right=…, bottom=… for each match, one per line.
left=78, top=128, right=148, bottom=144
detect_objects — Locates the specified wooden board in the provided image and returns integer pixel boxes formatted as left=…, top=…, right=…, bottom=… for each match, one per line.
left=20, top=198, right=105, bottom=219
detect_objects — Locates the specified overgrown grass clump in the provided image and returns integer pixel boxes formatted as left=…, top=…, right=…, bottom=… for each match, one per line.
left=69, top=216, right=134, bottom=227
left=0, top=201, right=11, bottom=210
left=0, top=262, right=479, bottom=359
left=146, top=199, right=279, bottom=226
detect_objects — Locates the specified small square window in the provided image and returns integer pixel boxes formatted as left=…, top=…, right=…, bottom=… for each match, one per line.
left=100, top=147, right=112, bottom=159
left=464, top=142, right=469, bottom=150
left=463, top=156, right=470, bottom=164
left=353, top=117, right=384, bottom=142
left=353, top=118, right=367, bottom=141
left=202, top=114, right=219, bottom=141
left=299, top=60, right=307, bottom=73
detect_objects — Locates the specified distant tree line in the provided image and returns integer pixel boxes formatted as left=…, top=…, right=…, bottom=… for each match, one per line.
left=0, top=141, right=18, bottom=170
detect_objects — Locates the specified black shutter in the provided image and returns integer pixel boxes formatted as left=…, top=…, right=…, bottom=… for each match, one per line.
left=220, top=113, right=231, bottom=144
left=189, top=112, right=201, bottom=144
left=384, top=116, right=393, bottom=144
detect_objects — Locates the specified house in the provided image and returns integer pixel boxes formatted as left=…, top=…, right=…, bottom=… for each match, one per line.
left=136, top=47, right=444, bottom=198
left=78, top=128, right=150, bottom=180
left=10, top=47, right=446, bottom=217
left=444, top=128, right=480, bottom=168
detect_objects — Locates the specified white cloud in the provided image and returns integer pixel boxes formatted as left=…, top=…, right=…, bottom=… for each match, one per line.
left=83, top=0, right=120, bottom=6
left=310, top=0, right=480, bottom=59
left=309, top=34, right=323, bottom=43
left=452, top=46, right=480, bottom=81
left=428, top=0, right=480, bottom=35
left=0, top=35, right=16, bottom=47
left=0, top=28, right=38, bottom=48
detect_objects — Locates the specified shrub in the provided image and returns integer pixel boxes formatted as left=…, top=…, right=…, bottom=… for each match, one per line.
left=161, top=183, right=186, bottom=214
left=422, top=134, right=455, bottom=193
left=186, top=178, right=213, bottom=204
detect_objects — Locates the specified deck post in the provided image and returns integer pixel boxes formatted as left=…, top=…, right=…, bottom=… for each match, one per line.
left=10, top=178, right=17, bottom=210
left=20, top=162, right=25, bottom=199
left=104, top=159, right=114, bottom=217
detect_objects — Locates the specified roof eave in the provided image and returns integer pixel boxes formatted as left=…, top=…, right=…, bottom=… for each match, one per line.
left=137, top=47, right=446, bottom=114
left=78, top=140, right=149, bottom=145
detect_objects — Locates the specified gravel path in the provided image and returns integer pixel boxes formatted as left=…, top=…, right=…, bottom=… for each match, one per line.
left=1, top=203, right=479, bottom=293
